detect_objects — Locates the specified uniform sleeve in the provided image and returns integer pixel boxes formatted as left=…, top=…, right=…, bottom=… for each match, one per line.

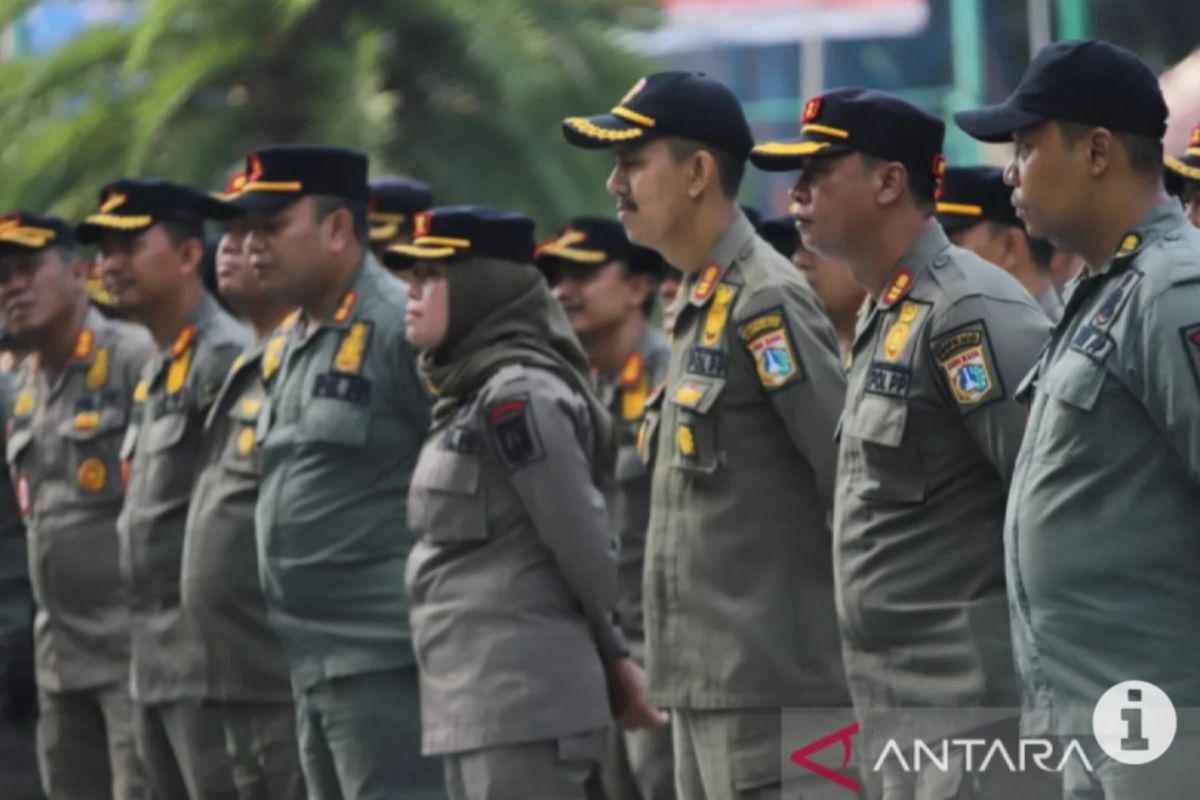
left=197, top=339, right=246, bottom=414
left=485, top=374, right=624, bottom=662
left=117, top=328, right=156, bottom=398
left=1129, top=279, right=1200, bottom=484
left=928, top=295, right=1051, bottom=484
left=734, top=280, right=846, bottom=507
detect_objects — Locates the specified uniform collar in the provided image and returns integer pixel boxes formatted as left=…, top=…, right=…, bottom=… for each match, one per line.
left=876, top=223, right=949, bottom=311
left=683, top=208, right=756, bottom=309
left=1093, top=199, right=1186, bottom=277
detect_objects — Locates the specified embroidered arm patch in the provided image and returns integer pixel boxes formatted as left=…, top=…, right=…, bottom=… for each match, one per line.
left=487, top=394, right=545, bottom=469
left=736, top=306, right=806, bottom=391
left=931, top=320, right=1004, bottom=412
left=1182, top=323, right=1200, bottom=394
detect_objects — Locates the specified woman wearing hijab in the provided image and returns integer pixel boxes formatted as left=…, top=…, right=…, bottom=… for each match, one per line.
left=388, top=206, right=664, bottom=800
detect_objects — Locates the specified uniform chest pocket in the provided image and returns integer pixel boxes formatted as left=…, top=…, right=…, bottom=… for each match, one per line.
left=842, top=395, right=925, bottom=503
left=141, top=410, right=190, bottom=455
left=57, top=409, right=129, bottom=499
left=667, top=376, right=725, bottom=476
left=223, top=396, right=263, bottom=476
left=411, top=446, right=488, bottom=545
left=299, top=397, right=370, bottom=448
left=1030, top=353, right=1110, bottom=463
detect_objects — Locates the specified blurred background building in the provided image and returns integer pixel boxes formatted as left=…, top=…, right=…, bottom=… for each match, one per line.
left=0, top=0, right=1197, bottom=226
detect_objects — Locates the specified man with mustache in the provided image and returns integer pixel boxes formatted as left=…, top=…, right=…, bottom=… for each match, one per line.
left=563, top=72, right=850, bottom=798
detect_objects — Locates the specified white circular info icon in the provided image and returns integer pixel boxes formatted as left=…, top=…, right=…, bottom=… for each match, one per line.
left=1092, top=681, right=1177, bottom=765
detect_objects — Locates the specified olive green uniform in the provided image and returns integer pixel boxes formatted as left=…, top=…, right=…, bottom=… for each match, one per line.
left=596, top=327, right=674, bottom=800
left=407, top=364, right=618, bottom=800
left=7, top=308, right=152, bottom=800
left=119, top=291, right=247, bottom=799
left=181, top=327, right=304, bottom=800
left=834, top=225, right=1050, bottom=798
left=254, top=255, right=438, bottom=800
left=641, top=211, right=849, bottom=798
left=1007, top=202, right=1200, bottom=798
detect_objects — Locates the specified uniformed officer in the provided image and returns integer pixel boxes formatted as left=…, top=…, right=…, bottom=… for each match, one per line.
left=0, top=213, right=151, bottom=800
left=367, top=176, right=434, bottom=274
left=1165, top=121, right=1200, bottom=228
left=179, top=176, right=305, bottom=800
left=957, top=39, right=1200, bottom=798
left=394, top=205, right=658, bottom=800
left=564, top=72, right=850, bottom=798
left=763, top=213, right=866, bottom=355
left=0, top=357, right=43, bottom=800
left=230, top=145, right=439, bottom=800
left=753, top=89, right=1052, bottom=798
left=937, top=166, right=1063, bottom=322
left=535, top=217, right=674, bottom=800
left=85, top=180, right=247, bottom=799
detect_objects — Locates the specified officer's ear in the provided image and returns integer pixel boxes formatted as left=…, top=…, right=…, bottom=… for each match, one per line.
left=1000, top=226, right=1027, bottom=269
left=687, top=149, right=720, bottom=199
left=1084, top=127, right=1116, bottom=178
left=874, top=161, right=908, bottom=207
left=175, top=236, right=205, bottom=279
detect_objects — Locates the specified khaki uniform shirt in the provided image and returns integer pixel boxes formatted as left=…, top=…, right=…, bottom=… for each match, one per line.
left=7, top=308, right=152, bottom=691
left=118, top=292, right=248, bottom=702
left=181, top=327, right=294, bottom=702
left=641, top=211, right=849, bottom=709
left=1007, top=202, right=1200, bottom=735
left=255, top=255, right=430, bottom=690
left=834, top=225, right=1050, bottom=719
left=595, top=326, right=670, bottom=652
left=407, top=364, right=617, bottom=754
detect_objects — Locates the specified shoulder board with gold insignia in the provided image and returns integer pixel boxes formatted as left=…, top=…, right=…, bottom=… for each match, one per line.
left=700, top=282, right=738, bottom=347
left=166, top=348, right=193, bottom=396
left=618, top=352, right=644, bottom=388
left=691, top=263, right=721, bottom=304
left=13, top=389, right=35, bottom=418
left=86, top=347, right=110, bottom=391
left=332, top=291, right=358, bottom=324
left=133, top=378, right=149, bottom=404
left=882, top=269, right=914, bottom=306
left=72, top=329, right=95, bottom=362
left=170, top=324, right=196, bottom=359
left=333, top=321, right=372, bottom=374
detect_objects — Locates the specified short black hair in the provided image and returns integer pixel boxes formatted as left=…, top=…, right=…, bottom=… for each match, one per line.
left=311, top=194, right=369, bottom=243
left=861, top=154, right=936, bottom=212
left=1057, top=121, right=1163, bottom=179
left=617, top=260, right=659, bottom=318
left=666, top=137, right=746, bottom=199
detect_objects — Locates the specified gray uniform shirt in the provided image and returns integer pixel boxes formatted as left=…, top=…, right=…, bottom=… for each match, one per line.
left=406, top=364, right=615, bottom=755
left=118, top=292, right=248, bottom=703
left=1007, top=202, right=1200, bottom=735
left=181, top=332, right=292, bottom=702
left=641, top=210, right=849, bottom=709
left=255, top=255, right=430, bottom=690
left=834, top=224, right=1050, bottom=718
left=7, top=308, right=153, bottom=692
left=595, top=326, right=670, bottom=652
left=0, top=372, right=32, bottom=682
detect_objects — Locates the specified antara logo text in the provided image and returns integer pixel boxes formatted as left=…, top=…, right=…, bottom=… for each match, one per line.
left=790, top=722, right=1094, bottom=793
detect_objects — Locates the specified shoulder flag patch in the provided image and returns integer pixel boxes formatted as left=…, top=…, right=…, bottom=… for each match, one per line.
left=931, top=321, right=1003, bottom=412
left=737, top=306, right=805, bottom=391
left=487, top=394, right=545, bottom=469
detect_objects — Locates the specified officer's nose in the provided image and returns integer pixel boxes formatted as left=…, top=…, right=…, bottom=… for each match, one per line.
left=606, top=164, right=626, bottom=198
left=1003, top=157, right=1019, bottom=188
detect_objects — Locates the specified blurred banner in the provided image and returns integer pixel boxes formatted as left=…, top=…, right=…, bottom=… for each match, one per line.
left=624, top=0, right=930, bottom=55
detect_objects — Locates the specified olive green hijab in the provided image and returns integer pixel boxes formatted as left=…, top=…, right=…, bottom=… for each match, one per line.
left=416, top=256, right=614, bottom=475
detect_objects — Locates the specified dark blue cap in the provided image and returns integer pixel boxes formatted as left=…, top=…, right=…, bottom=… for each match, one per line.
left=936, top=166, right=1021, bottom=232
left=956, top=40, right=1168, bottom=143
left=76, top=178, right=237, bottom=244
left=562, top=71, right=754, bottom=158
left=368, top=176, right=433, bottom=242
left=0, top=211, right=76, bottom=252
left=224, top=144, right=370, bottom=213
left=534, top=216, right=665, bottom=277
left=751, top=88, right=946, bottom=193
left=384, top=206, right=534, bottom=266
